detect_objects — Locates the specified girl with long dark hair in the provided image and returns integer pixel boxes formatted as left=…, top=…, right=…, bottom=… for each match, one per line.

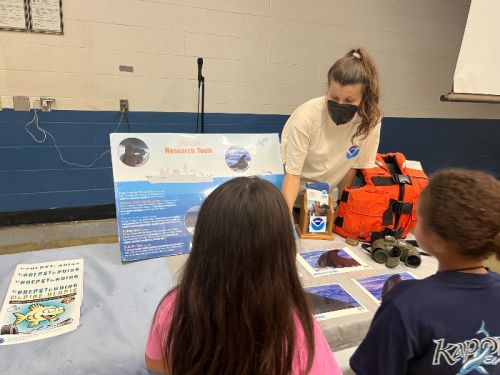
left=145, top=177, right=341, bottom=375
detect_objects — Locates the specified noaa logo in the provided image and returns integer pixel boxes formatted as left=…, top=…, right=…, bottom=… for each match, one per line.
left=0, top=338, right=4, bottom=344
left=321, top=190, right=328, bottom=198
left=309, top=216, right=326, bottom=232
left=346, top=144, right=360, bottom=159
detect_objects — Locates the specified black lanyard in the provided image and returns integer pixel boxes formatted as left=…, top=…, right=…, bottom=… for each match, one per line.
left=438, top=266, right=489, bottom=273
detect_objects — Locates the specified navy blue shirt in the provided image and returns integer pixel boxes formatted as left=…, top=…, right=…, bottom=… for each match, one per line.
left=350, top=271, right=500, bottom=374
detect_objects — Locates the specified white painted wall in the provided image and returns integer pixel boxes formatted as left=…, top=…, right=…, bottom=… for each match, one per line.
left=1, top=0, right=499, bottom=118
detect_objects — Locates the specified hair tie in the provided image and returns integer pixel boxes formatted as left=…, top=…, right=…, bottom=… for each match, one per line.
left=352, top=52, right=361, bottom=59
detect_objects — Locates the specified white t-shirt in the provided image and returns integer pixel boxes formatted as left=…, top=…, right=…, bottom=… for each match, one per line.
left=281, top=96, right=381, bottom=194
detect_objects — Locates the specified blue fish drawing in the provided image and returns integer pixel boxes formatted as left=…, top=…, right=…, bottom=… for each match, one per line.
left=457, top=321, right=491, bottom=375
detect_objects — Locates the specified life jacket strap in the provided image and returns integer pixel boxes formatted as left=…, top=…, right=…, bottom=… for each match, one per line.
left=371, top=174, right=412, bottom=186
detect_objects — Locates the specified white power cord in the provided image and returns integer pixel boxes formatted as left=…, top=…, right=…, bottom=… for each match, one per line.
left=25, top=106, right=125, bottom=168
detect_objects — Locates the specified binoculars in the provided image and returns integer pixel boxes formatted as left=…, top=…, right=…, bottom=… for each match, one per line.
left=371, top=236, right=421, bottom=268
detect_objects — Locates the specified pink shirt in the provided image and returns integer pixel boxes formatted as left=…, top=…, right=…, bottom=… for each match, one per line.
left=146, top=292, right=342, bottom=375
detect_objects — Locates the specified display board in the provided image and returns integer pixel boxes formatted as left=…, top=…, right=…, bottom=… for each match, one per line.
left=110, top=133, right=284, bottom=262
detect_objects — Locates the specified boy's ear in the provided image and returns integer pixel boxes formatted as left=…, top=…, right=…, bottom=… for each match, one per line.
left=425, top=230, right=449, bottom=256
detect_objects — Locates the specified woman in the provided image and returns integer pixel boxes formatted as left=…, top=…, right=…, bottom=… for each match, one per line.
left=281, top=48, right=382, bottom=212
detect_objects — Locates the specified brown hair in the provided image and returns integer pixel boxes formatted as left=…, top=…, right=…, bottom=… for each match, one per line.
left=327, top=48, right=381, bottom=141
left=419, top=169, right=500, bottom=260
left=155, top=177, right=315, bottom=375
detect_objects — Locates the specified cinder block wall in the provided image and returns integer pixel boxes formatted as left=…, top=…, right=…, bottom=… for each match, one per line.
left=1, top=0, right=499, bottom=213
left=2, top=0, right=499, bottom=117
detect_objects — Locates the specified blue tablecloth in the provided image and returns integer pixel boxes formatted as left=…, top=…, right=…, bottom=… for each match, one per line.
left=0, top=239, right=438, bottom=374
left=0, top=244, right=185, bottom=375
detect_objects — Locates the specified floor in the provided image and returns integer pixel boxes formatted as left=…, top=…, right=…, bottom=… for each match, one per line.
left=0, top=219, right=118, bottom=255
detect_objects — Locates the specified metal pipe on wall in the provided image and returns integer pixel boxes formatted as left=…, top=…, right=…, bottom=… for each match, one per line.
left=440, top=93, right=500, bottom=104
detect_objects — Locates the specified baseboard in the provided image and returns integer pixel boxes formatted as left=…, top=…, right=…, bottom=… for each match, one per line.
left=0, top=204, right=116, bottom=227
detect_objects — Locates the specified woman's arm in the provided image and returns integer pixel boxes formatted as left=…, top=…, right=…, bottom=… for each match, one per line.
left=281, top=172, right=301, bottom=213
left=337, top=168, right=356, bottom=199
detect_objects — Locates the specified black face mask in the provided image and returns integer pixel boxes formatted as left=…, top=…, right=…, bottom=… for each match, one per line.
left=327, top=100, right=358, bottom=125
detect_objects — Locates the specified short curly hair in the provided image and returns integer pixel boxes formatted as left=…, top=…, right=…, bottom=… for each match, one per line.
left=419, top=169, right=500, bottom=260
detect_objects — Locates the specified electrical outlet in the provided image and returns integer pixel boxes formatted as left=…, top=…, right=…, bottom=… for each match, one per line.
left=13, top=96, right=30, bottom=111
left=40, top=97, right=56, bottom=112
left=120, top=99, right=129, bottom=112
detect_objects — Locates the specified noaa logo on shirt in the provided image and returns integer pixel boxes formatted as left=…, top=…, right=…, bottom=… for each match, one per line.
left=346, top=144, right=360, bottom=159
left=309, top=216, right=326, bottom=232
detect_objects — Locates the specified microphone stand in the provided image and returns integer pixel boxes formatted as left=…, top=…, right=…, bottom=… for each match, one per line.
left=200, top=75, right=205, bottom=133
left=197, top=59, right=205, bottom=134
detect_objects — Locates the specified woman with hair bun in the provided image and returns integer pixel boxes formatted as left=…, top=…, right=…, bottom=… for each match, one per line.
left=281, top=48, right=382, bottom=213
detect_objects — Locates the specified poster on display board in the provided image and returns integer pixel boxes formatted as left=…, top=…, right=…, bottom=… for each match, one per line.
left=110, top=133, right=284, bottom=262
left=0, top=259, right=84, bottom=345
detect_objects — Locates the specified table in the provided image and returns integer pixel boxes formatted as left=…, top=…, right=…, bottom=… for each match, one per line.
left=0, top=243, right=186, bottom=375
left=297, top=234, right=438, bottom=351
left=0, top=236, right=437, bottom=374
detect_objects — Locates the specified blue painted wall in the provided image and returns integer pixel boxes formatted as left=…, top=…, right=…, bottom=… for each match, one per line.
left=1, top=109, right=498, bottom=212
left=379, top=118, right=500, bottom=174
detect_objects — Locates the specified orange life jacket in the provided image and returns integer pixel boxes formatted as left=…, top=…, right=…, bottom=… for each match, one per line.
left=333, top=153, right=428, bottom=242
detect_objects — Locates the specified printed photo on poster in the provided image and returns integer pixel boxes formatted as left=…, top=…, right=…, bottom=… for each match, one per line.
left=118, top=138, right=150, bottom=167
left=353, top=272, right=417, bottom=304
left=304, top=283, right=367, bottom=320
left=110, top=133, right=284, bottom=262
left=297, top=248, right=371, bottom=277
left=0, top=259, right=84, bottom=346
left=225, top=146, right=251, bottom=172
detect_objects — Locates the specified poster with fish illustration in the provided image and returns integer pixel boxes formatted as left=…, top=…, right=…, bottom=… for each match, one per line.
left=304, top=283, right=367, bottom=320
left=297, top=248, right=371, bottom=277
left=0, top=259, right=84, bottom=345
left=110, top=133, right=284, bottom=262
left=353, top=272, right=417, bottom=305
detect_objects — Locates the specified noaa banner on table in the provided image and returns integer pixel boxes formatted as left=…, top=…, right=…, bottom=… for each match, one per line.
left=110, top=133, right=284, bottom=262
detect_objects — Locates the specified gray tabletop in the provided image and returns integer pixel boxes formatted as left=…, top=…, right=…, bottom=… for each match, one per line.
left=0, top=237, right=437, bottom=374
left=0, top=243, right=186, bottom=375
left=297, top=234, right=438, bottom=351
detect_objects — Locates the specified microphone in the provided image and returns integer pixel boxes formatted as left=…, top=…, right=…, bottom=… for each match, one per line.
left=197, top=57, right=203, bottom=86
